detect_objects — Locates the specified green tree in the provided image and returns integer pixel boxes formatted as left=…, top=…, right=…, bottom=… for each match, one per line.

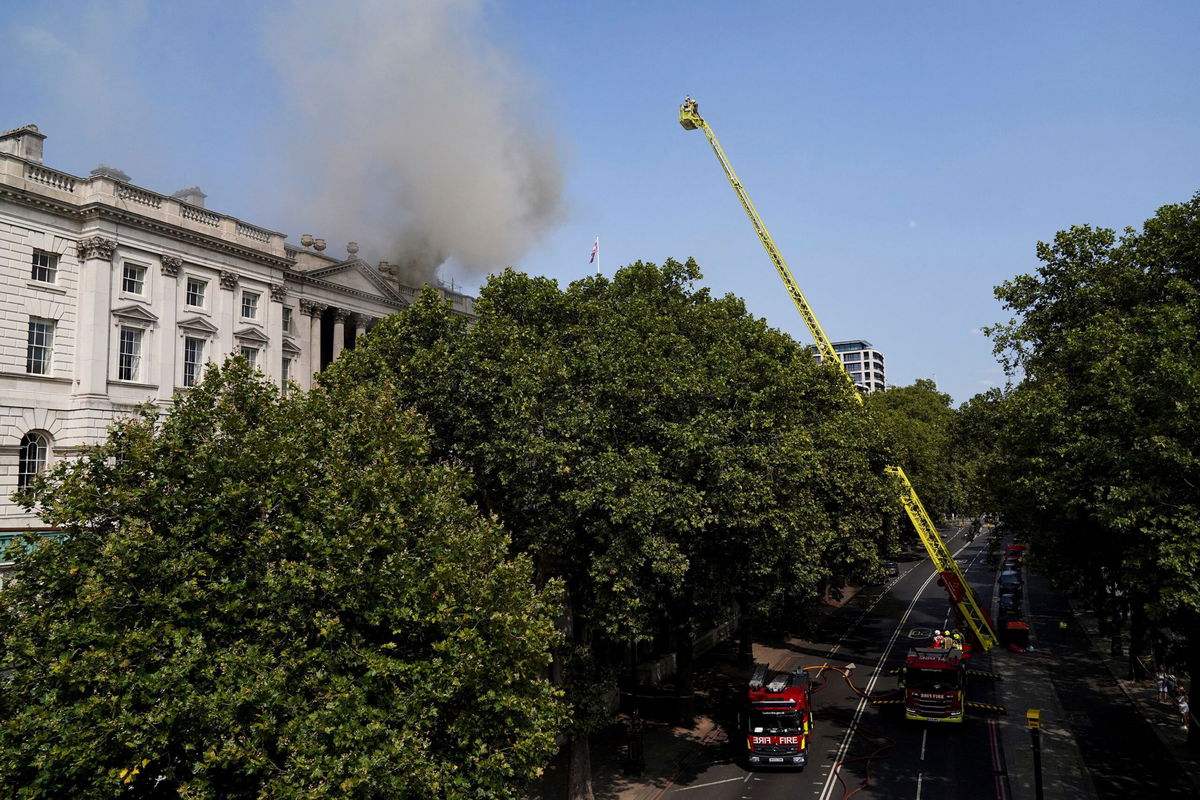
left=950, top=387, right=1007, bottom=517
left=2, top=358, right=565, bottom=799
left=866, top=379, right=961, bottom=523
left=321, top=260, right=892, bottom=796
left=986, top=193, right=1200, bottom=703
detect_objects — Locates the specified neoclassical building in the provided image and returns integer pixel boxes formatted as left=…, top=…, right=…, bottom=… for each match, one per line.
left=0, top=123, right=473, bottom=537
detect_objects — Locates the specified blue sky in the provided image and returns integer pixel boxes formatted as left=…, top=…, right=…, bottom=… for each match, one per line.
left=4, top=1, right=1198, bottom=405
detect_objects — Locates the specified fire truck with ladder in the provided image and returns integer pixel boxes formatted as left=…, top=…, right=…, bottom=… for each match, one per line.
left=899, top=646, right=968, bottom=722
left=742, top=663, right=813, bottom=767
left=678, top=97, right=1000, bottom=665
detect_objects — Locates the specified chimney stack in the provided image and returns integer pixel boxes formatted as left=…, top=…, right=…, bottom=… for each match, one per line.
left=171, top=187, right=207, bottom=208
left=0, top=124, right=46, bottom=163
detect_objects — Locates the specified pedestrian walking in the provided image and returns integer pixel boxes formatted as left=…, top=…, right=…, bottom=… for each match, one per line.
left=1179, top=693, right=1190, bottom=730
left=1157, top=669, right=1169, bottom=702
left=1167, top=670, right=1179, bottom=697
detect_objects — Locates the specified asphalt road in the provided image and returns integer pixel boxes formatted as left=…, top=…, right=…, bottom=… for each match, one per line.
left=653, top=524, right=1011, bottom=800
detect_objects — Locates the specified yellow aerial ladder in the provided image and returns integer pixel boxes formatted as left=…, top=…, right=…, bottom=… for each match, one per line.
left=679, top=97, right=998, bottom=652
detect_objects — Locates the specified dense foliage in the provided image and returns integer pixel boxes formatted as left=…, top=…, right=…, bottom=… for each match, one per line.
left=981, top=193, right=1200, bottom=672
left=321, top=260, right=894, bottom=735
left=1, top=359, right=565, bottom=799
left=865, top=378, right=963, bottom=523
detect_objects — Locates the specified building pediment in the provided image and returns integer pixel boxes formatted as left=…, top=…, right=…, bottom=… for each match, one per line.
left=304, top=258, right=407, bottom=305
left=111, top=305, right=159, bottom=325
left=177, top=316, right=219, bottom=335
left=281, top=336, right=301, bottom=356
left=233, top=326, right=270, bottom=345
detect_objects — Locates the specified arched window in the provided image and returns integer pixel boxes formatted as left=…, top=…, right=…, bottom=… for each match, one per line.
left=17, top=432, right=48, bottom=490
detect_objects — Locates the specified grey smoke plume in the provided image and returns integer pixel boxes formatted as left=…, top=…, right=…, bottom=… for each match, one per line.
left=267, top=0, right=565, bottom=286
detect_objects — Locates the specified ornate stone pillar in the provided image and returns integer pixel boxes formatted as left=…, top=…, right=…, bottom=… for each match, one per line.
left=156, top=255, right=183, bottom=401
left=354, top=314, right=369, bottom=344
left=219, top=270, right=239, bottom=359
left=300, top=300, right=326, bottom=382
left=267, top=284, right=287, bottom=383
left=74, top=235, right=117, bottom=397
left=331, top=308, right=348, bottom=360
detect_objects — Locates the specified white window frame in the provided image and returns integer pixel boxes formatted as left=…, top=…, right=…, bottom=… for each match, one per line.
left=281, top=306, right=293, bottom=334
left=117, top=326, right=144, bottom=382
left=30, top=250, right=57, bottom=284
left=185, top=277, right=208, bottom=309
left=26, top=317, right=54, bottom=375
left=122, top=262, right=148, bottom=296
left=182, top=336, right=205, bottom=388
left=241, top=291, right=260, bottom=321
left=239, top=346, right=259, bottom=370
left=17, top=431, right=49, bottom=490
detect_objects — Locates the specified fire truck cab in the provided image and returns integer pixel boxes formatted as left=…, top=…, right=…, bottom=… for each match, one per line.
left=898, top=647, right=966, bottom=722
left=743, top=663, right=812, bottom=768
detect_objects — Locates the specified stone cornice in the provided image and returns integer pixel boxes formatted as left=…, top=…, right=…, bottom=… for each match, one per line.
left=287, top=272, right=408, bottom=310
left=75, top=202, right=295, bottom=270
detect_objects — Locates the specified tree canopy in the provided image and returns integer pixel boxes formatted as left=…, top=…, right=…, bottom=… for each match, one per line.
left=865, top=378, right=962, bottom=523
left=2, top=358, right=564, bottom=800
left=320, top=260, right=894, bottom=731
left=982, top=192, right=1200, bottom=661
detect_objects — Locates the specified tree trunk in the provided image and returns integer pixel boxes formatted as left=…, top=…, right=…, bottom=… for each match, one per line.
left=1186, top=618, right=1200, bottom=751
left=737, top=604, right=755, bottom=669
left=1128, top=599, right=1148, bottom=680
left=567, top=733, right=594, bottom=800
left=676, top=630, right=696, bottom=727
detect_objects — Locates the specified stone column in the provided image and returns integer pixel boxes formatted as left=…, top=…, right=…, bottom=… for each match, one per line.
left=219, top=270, right=239, bottom=359
left=354, top=314, right=369, bottom=345
left=74, top=235, right=117, bottom=398
left=331, top=308, right=348, bottom=360
left=267, top=283, right=287, bottom=383
left=301, top=300, right=326, bottom=382
left=157, top=255, right=183, bottom=401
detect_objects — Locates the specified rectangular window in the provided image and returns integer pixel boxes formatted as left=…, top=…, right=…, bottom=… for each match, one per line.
left=183, top=337, right=204, bottom=387
left=241, top=292, right=259, bottom=320
left=281, top=356, right=292, bottom=388
left=281, top=306, right=293, bottom=333
left=30, top=251, right=57, bottom=283
left=26, top=318, right=54, bottom=374
left=185, top=278, right=207, bottom=307
left=122, top=263, right=147, bottom=295
left=240, top=346, right=258, bottom=370
left=118, top=327, right=143, bottom=381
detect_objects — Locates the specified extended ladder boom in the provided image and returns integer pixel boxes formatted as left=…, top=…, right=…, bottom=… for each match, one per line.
left=679, top=98, right=848, bottom=389
left=679, top=97, right=998, bottom=652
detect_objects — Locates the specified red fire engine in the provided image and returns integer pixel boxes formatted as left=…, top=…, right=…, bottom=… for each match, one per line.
left=898, top=647, right=966, bottom=722
left=743, top=663, right=812, bottom=767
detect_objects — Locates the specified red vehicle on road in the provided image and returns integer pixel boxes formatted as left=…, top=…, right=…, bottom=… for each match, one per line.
left=899, top=647, right=966, bottom=723
left=743, top=663, right=812, bottom=767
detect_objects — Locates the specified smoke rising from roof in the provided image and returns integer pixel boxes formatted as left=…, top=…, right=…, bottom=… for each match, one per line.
left=267, top=0, right=565, bottom=286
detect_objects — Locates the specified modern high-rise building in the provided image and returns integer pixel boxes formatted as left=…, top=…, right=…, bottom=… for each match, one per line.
left=0, top=122, right=473, bottom=535
left=810, top=339, right=886, bottom=394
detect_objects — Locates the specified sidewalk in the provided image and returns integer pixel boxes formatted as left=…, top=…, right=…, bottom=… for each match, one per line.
left=1067, top=601, right=1200, bottom=796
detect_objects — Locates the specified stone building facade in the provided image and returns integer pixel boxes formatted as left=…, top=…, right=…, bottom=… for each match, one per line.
left=0, top=123, right=473, bottom=535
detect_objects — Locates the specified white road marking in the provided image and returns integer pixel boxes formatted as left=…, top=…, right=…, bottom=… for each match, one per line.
left=817, top=528, right=977, bottom=800
left=920, top=728, right=927, bottom=761
left=669, top=776, right=746, bottom=792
